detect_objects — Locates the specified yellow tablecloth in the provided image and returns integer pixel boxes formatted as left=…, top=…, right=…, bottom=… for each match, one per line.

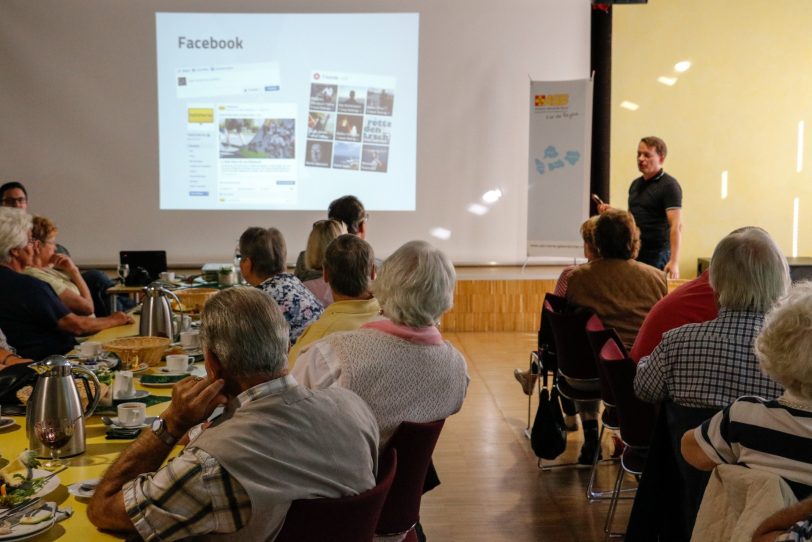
left=1, top=318, right=183, bottom=541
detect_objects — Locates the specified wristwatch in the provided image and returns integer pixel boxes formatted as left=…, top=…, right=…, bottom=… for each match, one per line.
left=151, top=417, right=179, bottom=447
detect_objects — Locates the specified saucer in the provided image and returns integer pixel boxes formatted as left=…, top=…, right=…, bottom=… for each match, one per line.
left=113, top=390, right=149, bottom=401
left=110, top=417, right=152, bottom=429
left=159, top=368, right=192, bottom=376
left=0, top=417, right=15, bottom=429
left=68, top=479, right=99, bottom=498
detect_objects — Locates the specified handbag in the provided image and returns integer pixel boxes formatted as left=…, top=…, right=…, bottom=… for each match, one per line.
left=0, top=362, right=37, bottom=407
left=530, top=369, right=568, bottom=460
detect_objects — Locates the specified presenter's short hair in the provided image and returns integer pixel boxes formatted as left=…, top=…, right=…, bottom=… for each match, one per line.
left=709, top=227, right=789, bottom=312
left=324, top=234, right=375, bottom=297
left=328, top=195, right=367, bottom=234
left=239, top=227, right=287, bottom=278
left=594, top=210, right=640, bottom=260
left=640, top=136, right=667, bottom=159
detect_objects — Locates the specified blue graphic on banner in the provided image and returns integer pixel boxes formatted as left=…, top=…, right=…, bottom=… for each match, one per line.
left=534, top=149, right=581, bottom=175
left=535, top=159, right=545, bottom=175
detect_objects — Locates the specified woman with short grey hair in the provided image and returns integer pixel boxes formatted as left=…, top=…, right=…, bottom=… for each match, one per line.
left=238, top=226, right=323, bottom=345
left=292, top=240, right=469, bottom=446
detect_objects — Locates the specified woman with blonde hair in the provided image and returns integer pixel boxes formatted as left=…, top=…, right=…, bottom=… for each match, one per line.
left=24, top=215, right=94, bottom=315
left=302, top=219, right=346, bottom=306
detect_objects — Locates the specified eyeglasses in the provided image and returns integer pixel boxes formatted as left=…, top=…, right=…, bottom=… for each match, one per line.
left=2, top=197, right=27, bottom=206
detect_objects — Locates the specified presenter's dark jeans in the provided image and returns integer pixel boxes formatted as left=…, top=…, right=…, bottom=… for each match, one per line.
left=637, top=247, right=670, bottom=271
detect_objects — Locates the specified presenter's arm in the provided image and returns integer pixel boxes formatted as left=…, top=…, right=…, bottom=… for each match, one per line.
left=664, top=208, right=682, bottom=279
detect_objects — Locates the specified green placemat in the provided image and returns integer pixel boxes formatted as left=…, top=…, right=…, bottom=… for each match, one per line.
left=95, top=394, right=171, bottom=416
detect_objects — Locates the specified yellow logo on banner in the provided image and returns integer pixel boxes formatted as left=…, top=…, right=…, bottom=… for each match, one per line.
left=188, top=108, right=214, bottom=123
left=535, top=94, right=570, bottom=107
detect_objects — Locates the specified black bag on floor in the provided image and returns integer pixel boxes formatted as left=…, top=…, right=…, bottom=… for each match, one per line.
left=530, top=371, right=567, bottom=460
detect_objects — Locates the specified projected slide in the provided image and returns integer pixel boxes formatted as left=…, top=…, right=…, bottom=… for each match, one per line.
left=156, top=13, right=419, bottom=210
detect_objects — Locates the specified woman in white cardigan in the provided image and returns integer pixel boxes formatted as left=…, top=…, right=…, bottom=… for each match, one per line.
left=292, top=240, right=470, bottom=445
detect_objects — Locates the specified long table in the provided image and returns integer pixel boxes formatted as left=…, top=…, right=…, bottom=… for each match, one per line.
left=1, top=319, right=182, bottom=541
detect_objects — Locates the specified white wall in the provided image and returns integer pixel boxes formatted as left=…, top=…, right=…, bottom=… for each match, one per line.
left=0, top=0, right=590, bottom=265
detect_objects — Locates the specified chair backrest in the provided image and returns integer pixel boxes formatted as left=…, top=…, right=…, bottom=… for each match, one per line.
left=598, top=330, right=656, bottom=447
left=547, top=306, right=600, bottom=381
left=376, top=419, right=446, bottom=537
left=586, top=327, right=617, bottom=407
left=538, top=293, right=567, bottom=372
left=276, top=448, right=397, bottom=542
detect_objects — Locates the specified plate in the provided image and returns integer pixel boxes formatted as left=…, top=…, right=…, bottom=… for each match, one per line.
left=158, top=368, right=192, bottom=376
left=67, top=479, right=98, bottom=499
left=0, top=470, right=61, bottom=513
left=139, top=374, right=186, bottom=387
left=0, top=502, right=56, bottom=541
left=130, top=363, right=150, bottom=374
left=112, top=390, right=149, bottom=402
left=0, top=418, right=15, bottom=430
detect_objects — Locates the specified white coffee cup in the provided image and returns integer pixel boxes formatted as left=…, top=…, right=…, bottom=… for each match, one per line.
left=117, top=402, right=147, bottom=427
left=166, top=354, right=193, bottom=373
left=180, top=330, right=200, bottom=349
left=80, top=341, right=103, bottom=359
left=160, top=271, right=176, bottom=281
left=113, top=371, right=135, bottom=400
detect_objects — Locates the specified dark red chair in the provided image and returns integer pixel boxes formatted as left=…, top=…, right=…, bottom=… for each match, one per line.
left=596, top=330, right=657, bottom=539
left=376, top=419, right=446, bottom=541
left=276, top=448, right=397, bottom=542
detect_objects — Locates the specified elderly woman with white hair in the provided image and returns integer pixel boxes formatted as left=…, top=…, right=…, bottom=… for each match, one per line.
left=682, top=281, right=812, bottom=502
left=293, top=240, right=469, bottom=445
left=0, top=207, right=132, bottom=360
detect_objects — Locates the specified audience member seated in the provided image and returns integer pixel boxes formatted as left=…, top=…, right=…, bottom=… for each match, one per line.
left=25, top=215, right=95, bottom=315
left=0, top=328, right=31, bottom=370
left=295, top=194, right=377, bottom=281
left=564, top=209, right=667, bottom=462
left=289, top=234, right=380, bottom=366
left=552, top=215, right=599, bottom=297
left=238, top=226, right=323, bottom=344
left=566, top=209, right=667, bottom=349
left=630, top=269, right=718, bottom=363
left=293, top=240, right=469, bottom=445
left=301, top=219, right=347, bottom=306
left=87, top=287, right=379, bottom=540
left=681, top=281, right=812, bottom=501
left=0, top=181, right=125, bottom=316
left=635, top=227, right=787, bottom=408
left=0, top=208, right=132, bottom=360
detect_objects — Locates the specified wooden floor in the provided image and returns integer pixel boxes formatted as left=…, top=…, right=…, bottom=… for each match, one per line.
left=420, top=332, right=633, bottom=541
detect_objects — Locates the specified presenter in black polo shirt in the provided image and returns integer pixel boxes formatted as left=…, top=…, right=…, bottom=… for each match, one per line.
left=598, top=136, right=682, bottom=278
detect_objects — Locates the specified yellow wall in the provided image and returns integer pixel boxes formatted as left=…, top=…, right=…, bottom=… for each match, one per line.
left=612, top=0, right=812, bottom=278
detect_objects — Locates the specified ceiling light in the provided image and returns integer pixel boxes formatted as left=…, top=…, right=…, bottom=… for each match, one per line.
left=620, top=101, right=639, bottom=111
left=481, top=189, right=502, bottom=204
left=674, top=60, right=692, bottom=73
left=430, top=227, right=451, bottom=240
left=467, top=203, right=488, bottom=216
left=657, top=76, right=677, bottom=86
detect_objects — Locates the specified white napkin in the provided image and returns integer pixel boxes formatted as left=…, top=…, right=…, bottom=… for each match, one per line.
left=112, top=371, right=135, bottom=400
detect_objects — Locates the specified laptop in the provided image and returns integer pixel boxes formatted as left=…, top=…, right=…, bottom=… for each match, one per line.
left=119, top=250, right=168, bottom=286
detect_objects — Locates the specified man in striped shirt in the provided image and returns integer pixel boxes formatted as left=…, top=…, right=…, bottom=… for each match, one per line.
left=682, top=282, right=812, bottom=502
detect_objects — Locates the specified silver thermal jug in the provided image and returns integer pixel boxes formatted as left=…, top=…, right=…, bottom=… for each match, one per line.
left=140, top=282, right=182, bottom=340
left=25, top=355, right=101, bottom=458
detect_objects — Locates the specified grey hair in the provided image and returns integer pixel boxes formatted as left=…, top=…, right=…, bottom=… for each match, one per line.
left=709, top=228, right=789, bottom=312
left=0, top=207, right=31, bottom=265
left=199, top=286, right=289, bottom=378
left=755, top=282, right=812, bottom=400
left=372, top=240, right=455, bottom=327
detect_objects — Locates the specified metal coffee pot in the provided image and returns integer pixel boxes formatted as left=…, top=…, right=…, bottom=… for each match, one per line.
left=140, top=282, right=183, bottom=340
left=25, top=355, right=101, bottom=458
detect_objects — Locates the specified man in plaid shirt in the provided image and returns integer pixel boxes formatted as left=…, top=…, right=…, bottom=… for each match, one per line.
left=87, top=287, right=379, bottom=541
left=634, top=227, right=789, bottom=409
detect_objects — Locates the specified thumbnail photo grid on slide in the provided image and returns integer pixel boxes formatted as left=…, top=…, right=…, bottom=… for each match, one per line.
left=305, top=82, right=393, bottom=172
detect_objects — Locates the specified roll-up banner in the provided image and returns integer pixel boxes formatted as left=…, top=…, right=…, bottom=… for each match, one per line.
left=527, top=78, right=593, bottom=258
